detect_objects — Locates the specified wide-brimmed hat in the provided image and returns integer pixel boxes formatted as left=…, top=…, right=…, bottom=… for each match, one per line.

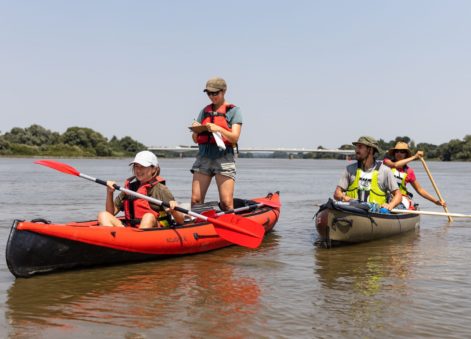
left=352, top=136, right=380, bottom=153
left=129, top=151, right=159, bottom=167
left=387, top=142, right=412, bottom=157
left=203, top=77, right=227, bottom=92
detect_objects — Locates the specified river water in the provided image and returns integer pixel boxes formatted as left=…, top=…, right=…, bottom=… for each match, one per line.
left=0, top=157, right=470, bottom=338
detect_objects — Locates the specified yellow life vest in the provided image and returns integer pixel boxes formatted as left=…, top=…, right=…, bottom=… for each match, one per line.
left=391, top=168, right=409, bottom=196
left=346, top=162, right=387, bottom=204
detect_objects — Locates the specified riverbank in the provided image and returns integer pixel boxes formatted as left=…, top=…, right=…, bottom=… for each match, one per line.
left=2, top=124, right=470, bottom=161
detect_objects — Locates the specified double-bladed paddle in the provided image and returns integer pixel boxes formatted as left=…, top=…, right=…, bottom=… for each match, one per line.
left=34, top=160, right=265, bottom=248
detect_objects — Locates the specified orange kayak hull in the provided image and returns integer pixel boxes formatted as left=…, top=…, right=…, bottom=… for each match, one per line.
left=6, top=193, right=281, bottom=278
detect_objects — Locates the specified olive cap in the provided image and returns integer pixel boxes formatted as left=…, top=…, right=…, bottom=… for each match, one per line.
left=203, top=77, right=227, bottom=92
left=352, top=136, right=380, bottom=153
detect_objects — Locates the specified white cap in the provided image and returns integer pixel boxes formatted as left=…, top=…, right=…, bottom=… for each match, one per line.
left=129, top=151, right=159, bottom=167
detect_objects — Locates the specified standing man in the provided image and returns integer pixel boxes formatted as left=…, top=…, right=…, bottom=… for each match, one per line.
left=190, top=77, right=242, bottom=211
left=334, top=136, right=402, bottom=211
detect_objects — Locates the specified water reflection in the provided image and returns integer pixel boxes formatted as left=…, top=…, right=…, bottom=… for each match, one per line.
left=313, top=231, right=420, bottom=333
left=5, top=234, right=281, bottom=337
left=316, top=230, right=419, bottom=288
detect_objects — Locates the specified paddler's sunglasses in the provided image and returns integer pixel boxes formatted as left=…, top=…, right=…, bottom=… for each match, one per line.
left=395, top=150, right=409, bottom=154
left=206, top=91, right=221, bottom=97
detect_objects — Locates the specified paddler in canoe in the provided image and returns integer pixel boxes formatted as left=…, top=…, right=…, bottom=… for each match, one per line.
left=190, top=77, right=243, bottom=211
left=333, top=136, right=402, bottom=211
left=383, top=141, right=447, bottom=210
left=98, top=150, right=185, bottom=228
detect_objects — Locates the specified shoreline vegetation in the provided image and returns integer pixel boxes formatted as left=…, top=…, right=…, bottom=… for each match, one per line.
left=1, top=124, right=470, bottom=161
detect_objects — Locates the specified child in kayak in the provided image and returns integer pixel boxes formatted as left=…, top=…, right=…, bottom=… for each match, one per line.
left=98, top=150, right=184, bottom=228
left=383, top=141, right=446, bottom=209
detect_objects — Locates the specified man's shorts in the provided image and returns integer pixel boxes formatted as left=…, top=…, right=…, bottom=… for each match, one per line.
left=190, top=153, right=236, bottom=180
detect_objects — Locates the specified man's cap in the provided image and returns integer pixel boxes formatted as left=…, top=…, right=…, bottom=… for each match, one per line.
left=352, top=136, right=381, bottom=153
left=129, top=151, right=159, bottom=167
left=203, top=77, right=227, bottom=92
left=388, top=141, right=412, bottom=157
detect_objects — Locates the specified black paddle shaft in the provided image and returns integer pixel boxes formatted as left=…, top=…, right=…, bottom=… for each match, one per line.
left=109, top=182, right=193, bottom=215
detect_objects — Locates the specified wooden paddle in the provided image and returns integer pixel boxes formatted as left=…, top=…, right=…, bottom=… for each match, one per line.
left=419, top=157, right=452, bottom=222
left=34, top=160, right=265, bottom=248
left=391, top=209, right=471, bottom=218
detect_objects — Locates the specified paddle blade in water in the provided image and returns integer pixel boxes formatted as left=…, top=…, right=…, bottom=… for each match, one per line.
left=34, top=160, right=80, bottom=176
left=209, top=214, right=265, bottom=249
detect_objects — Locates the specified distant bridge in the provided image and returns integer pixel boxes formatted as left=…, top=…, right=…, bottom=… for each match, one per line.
left=148, top=145, right=355, bottom=155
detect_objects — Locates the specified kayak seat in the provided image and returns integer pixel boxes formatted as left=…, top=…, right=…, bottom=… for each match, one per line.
left=191, top=201, right=222, bottom=214
left=191, top=198, right=257, bottom=214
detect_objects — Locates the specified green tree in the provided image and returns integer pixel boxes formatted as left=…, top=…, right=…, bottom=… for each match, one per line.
left=26, top=124, right=60, bottom=145
left=61, top=127, right=109, bottom=155
left=439, top=139, right=462, bottom=161
left=2, top=124, right=60, bottom=146
left=118, top=136, right=146, bottom=153
left=416, top=142, right=440, bottom=159
left=109, top=135, right=121, bottom=150
left=0, top=136, right=11, bottom=153
left=0, top=124, right=148, bottom=157
left=95, top=142, right=113, bottom=156
left=394, top=136, right=411, bottom=144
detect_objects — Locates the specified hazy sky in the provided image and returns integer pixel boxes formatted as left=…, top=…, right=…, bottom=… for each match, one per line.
left=1, top=1, right=470, bottom=149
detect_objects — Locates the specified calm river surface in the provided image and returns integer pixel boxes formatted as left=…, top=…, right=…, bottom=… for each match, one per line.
left=0, top=157, right=470, bottom=338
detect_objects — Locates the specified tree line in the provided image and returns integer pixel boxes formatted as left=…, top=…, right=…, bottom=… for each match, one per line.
left=0, top=124, right=146, bottom=157
left=302, top=135, right=471, bottom=161
left=1, top=125, right=470, bottom=161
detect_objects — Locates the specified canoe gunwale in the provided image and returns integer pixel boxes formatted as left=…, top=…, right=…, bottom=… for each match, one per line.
left=315, top=198, right=420, bottom=220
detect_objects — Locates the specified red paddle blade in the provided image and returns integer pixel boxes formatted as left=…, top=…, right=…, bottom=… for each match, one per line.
left=209, top=214, right=265, bottom=249
left=34, top=160, right=80, bottom=176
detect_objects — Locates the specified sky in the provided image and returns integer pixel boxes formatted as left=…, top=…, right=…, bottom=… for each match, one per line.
left=1, top=0, right=470, bottom=149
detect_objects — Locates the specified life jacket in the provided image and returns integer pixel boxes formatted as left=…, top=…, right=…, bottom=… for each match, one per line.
left=346, top=161, right=388, bottom=205
left=196, top=103, right=236, bottom=147
left=391, top=167, right=410, bottom=196
left=391, top=167, right=416, bottom=209
left=122, top=176, right=171, bottom=227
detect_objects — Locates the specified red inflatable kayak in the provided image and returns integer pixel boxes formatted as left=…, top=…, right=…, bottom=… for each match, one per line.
left=6, top=192, right=280, bottom=278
